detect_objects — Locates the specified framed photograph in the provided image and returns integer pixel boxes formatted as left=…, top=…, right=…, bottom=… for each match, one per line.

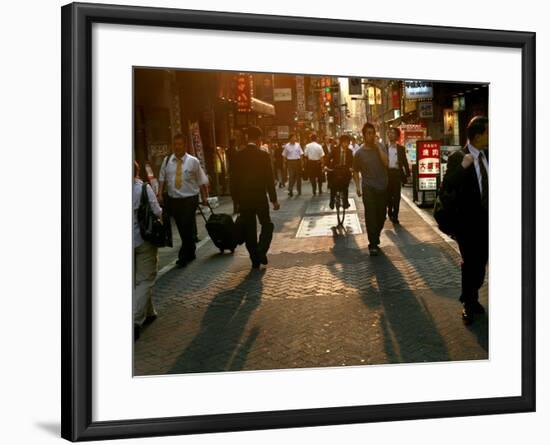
left=61, top=2, right=535, bottom=441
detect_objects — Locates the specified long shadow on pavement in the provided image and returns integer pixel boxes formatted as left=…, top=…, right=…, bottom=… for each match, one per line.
left=168, top=268, right=265, bottom=374
left=386, top=224, right=488, bottom=353
left=327, top=222, right=451, bottom=364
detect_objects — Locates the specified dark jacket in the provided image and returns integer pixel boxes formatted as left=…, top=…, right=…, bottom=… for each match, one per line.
left=327, top=145, right=354, bottom=171
left=387, top=143, right=410, bottom=183
left=443, top=145, right=488, bottom=232
left=231, top=143, right=277, bottom=209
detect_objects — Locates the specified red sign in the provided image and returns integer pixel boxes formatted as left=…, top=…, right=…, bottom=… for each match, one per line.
left=391, top=88, right=401, bottom=109
left=236, top=73, right=253, bottom=112
left=189, top=121, right=207, bottom=172
left=416, top=140, right=441, bottom=191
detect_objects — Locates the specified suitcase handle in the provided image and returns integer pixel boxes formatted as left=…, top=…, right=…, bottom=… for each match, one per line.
left=197, top=199, right=214, bottom=223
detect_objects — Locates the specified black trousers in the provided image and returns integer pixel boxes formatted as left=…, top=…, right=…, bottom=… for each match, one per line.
left=328, top=170, right=350, bottom=205
left=456, top=223, right=488, bottom=306
left=274, top=161, right=285, bottom=185
left=240, top=200, right=274, bottom=264
left=307, top=160, right=323, bottom=194
left=362, top=186, right=387, bottom=248
left=387, top=169, right=403, bottom=219
left=167, top=195, right=199, bottom=262
left=287, top=160, right=302, bottom=194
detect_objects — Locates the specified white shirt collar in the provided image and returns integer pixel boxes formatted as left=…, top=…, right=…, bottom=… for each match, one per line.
left=172, top=153, right=188, bottom=162
left=467, top=143, right=481, bottom=159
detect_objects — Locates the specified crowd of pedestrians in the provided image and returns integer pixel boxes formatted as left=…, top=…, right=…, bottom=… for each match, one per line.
left=132, top=115, right=489, bottom=339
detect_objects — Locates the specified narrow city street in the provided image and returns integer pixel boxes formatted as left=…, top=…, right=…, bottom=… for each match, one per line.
left=134, top=188, right=488, bottom=376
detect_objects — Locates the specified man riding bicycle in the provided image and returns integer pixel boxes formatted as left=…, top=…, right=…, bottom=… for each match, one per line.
left=326, top=134, right=355, bottom=210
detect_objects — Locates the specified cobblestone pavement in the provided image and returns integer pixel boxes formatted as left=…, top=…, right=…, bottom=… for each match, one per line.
left=134, top=186, right=488, bottom=376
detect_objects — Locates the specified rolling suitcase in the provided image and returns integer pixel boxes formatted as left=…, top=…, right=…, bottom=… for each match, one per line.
left=198, top=204, right=238, bottom=253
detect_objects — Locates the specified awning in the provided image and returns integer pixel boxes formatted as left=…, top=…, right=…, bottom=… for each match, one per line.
left=250, top=97, right=276, bottom=116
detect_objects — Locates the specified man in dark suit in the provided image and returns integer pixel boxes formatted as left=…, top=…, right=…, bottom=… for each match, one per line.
left=327, top=134, right=355, bottom=209
left=385, top=127, right=410, bottom=224
left=231, top=126, right=280, bottom=269
left=443, top=116, right=489, bottom=325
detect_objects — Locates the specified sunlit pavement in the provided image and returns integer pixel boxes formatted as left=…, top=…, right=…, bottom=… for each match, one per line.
left=134, top=186, right=488, bottom=376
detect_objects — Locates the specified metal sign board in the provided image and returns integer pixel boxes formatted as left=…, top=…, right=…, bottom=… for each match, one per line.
left=273, top=88, right=292, bottom=101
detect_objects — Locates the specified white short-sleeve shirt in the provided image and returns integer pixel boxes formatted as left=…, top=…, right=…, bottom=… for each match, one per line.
left=159, top=153, right=209, bottom=198
left=304, top=142, right=325, bottom=161
left=282, top=142, right=303, bottom=160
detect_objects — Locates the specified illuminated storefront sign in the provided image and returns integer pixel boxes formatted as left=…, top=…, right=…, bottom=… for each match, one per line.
left=404, top=81, right=433, bottom=100
left=416, top=140, right=441, bottom=191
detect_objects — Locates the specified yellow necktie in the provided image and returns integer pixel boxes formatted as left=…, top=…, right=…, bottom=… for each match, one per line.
left=175, top=158, right=183, bottom=189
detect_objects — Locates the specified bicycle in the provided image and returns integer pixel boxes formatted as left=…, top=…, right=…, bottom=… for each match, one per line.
left=325, top=166, right=351, bottom=229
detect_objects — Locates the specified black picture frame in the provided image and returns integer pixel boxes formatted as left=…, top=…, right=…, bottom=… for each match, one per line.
left=61, top=2, right=536, bottom=441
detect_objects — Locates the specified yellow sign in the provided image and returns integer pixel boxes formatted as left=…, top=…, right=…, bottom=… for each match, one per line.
left=368, top=86, right=376, bottom=105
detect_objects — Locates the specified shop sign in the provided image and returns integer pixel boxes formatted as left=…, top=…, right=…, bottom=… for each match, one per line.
left=296, top=76, right=306, bottom=112
left=416, top=140, right=441, bottom=191
left=260, top=75, right=274, bottom=102
left=236, top=73, right=253, bottom=112
left=399, top=125, right=426, bottom=162
left=404, top=81, right=433, bottom=100
left=443, top=108, right=455, bottom=135
left=273, top=88, right=292, bottom=101
left=189, top=121, right=207, bottom=172
left=418, top=101, right=434, bottom=118
left=391, top=88, right=401, bottom=109
left=277, top=125, right=290, bottom=139
left=368, top=86, right=376, bottom=105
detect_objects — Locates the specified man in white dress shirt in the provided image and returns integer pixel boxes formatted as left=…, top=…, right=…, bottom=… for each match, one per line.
left=158, top=133, right=209, bottom=267
left=304, top=133, right=325, bottom=195
left=282, top=134, right=304, bottom=197
left=349, top=136, right=361, bottom=154
left=385, top=127, right=410, bottom=224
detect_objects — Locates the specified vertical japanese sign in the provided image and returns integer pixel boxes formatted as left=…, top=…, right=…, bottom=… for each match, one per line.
left=391, top=88, right=401, bottom=109
left=416, top=140, right=441, bottom=191
left=368, top=86, right=376, bottom=105
left=260, top=74, right=274, bottom=102
left=189, top=121, right=207, bottom=172
left=296, top=75, right=306, bottom=114
left=443, top=108, right=455, bottom=134
left=375, top=87, right=382, bottom=105
left=236, top=73, right=253, bottom=112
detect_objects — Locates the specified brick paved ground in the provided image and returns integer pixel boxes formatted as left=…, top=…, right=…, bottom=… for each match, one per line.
left=134, top=186, right=488, bottom=376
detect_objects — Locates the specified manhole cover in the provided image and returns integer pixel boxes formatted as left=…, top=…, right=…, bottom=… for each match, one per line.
left=305, top=198, right=357, bottom=215
left=296, top=213, right=363, bottom=238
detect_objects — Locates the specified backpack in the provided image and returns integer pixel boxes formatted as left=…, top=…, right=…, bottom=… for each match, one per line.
left=138, top=183, right=170, bottom=247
